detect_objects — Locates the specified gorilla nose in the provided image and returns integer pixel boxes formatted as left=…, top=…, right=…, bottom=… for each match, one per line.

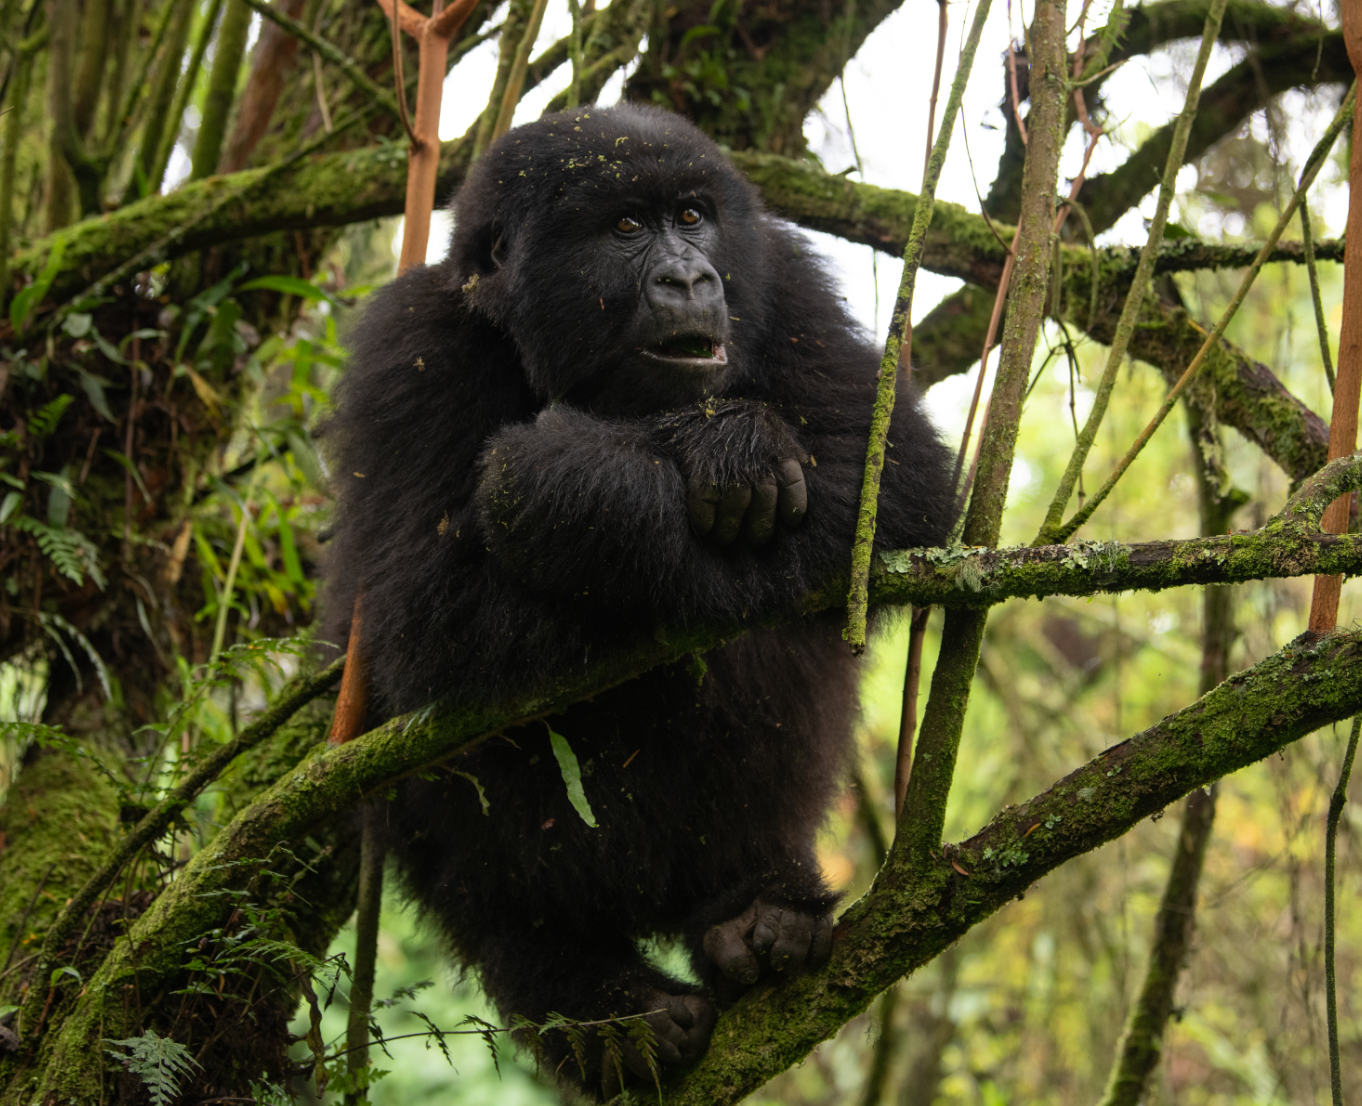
left=646, top=256, right=724, bottom=310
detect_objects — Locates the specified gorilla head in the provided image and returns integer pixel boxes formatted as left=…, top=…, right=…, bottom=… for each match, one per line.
left=451, top=105, right=767, bottom=413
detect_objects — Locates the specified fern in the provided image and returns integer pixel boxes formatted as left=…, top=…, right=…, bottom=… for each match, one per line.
left=104, top=1030, right=200, bottom=1106
left=11, top=515, right=105, bottom=588
left=27, top=393, right=74, bottom=439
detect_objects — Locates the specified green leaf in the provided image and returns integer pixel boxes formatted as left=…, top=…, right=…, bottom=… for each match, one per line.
left=62, top=312, right=93, bottom=338
left=28, top=393, right=74, bottom=438
left=0, top=491, right=19, bottom=523
left=548, top=726, right=598, bottom=828
left=10, top=233, right=67, bottom=334
left=261, top=489, right=304, bottom=584
left=240, top=275, right=343, bottom=307
left=453, top=769, right=491, bottom=816
left=78, top=369, right=115, bottom=421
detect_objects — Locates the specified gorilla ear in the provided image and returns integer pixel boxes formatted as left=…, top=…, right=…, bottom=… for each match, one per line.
left=465, top=221, right=508, bottom=274
left=489, top=232, right=508, bottom=270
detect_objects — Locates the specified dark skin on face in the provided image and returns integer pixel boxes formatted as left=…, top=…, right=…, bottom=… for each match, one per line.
left=592, top=198, right=809, bottom=548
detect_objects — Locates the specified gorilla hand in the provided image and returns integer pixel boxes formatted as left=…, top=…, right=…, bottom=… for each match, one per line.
left=685, top=459, right=806, bottom=546
left=662, top=399, right=808, bottom=547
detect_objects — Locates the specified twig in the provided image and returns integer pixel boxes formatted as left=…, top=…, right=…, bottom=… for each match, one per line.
left=896, top=0, right=1070, bottom=868
left=1325, top=715, right=1359, bottom=1106
left=893, top=606, right=931, bottom=819
left=152, top=0, right=226, bottom=223
left=490, top=0, right=550, bottom=142
left=236, top=0, right=402, bottom=121
left=565, top=0, right=583, bottom=108
left=344, top=803, right=384, bottom=1105
left=1034, top=0, right=1228, bottom=546
left=842, top=0, right=994, bottom=653
left=1051, top=81, right=1357, bottom=546
left=1300, top=203, right=1334, bottom=393
left=389, top=0, right=418, bottom=147
left=922, top=0, right=948, bottom=184
left=1307, top=18, right=1362, bottom=632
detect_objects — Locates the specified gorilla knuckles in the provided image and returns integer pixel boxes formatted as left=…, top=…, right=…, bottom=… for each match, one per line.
left=324, top=104, right=954, bottom=1096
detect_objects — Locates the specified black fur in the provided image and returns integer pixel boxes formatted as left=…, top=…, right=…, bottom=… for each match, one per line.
left=322, top=103, right=954, bottom=1092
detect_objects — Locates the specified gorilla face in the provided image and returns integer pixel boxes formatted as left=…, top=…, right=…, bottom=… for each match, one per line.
left=448, top=105, right=768, bottom=415
left=611, top=200, right=731, bottom=395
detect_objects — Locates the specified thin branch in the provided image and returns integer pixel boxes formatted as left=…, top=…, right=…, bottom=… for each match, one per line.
left=922, top=0, right=948, bottom=184
left=490, top=0, right=550, bottom=142
left=1034, top=0, right=1230, bottom=546
left=1325, top=715, right=1359, bottom=1106
left=1051, top=81, right=1356, bottom=545
left=1308, top=25, right=1362, bottom=632
left=842, top=0, right=994, bottom=652
left=236, top=0, right=402, bottom=120
left=1300, top=204, right=1335, bottom=393
left=896, top=0, right=1070, bottom=876
left=151, top=0, right=226, bottom=200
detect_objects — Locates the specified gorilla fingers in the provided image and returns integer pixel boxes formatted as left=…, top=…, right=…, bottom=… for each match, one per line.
left=685, top=457, right=807, bottom=547
left=665, top=399, right=810, bottom=548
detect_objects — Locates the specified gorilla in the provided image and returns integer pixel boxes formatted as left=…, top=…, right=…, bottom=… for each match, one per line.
left=322, top=103, right=953, bottom=1093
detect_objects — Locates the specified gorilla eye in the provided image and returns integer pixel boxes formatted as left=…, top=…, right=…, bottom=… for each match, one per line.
left=616, top=215, right=643, bottom=233
left=679, top=207, right=703, bottom=226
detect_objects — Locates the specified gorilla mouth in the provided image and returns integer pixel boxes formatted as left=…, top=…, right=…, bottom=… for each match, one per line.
left=643, top=336, right=728, bottom=365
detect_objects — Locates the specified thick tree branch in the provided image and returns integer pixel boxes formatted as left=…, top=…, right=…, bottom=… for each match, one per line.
left=1076, top=33, right=1351, bottom=234
left=658, top=623, right=1362, bottom=1105
left=29, top=450, right=1362, bottom=1094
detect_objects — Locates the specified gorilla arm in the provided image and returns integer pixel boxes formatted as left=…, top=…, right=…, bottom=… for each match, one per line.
left=474, top=379, right=950, bottom=624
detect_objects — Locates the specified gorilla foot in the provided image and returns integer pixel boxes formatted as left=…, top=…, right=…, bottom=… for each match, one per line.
left=598, top=990, right=715, bottom=1097
left=703, top=896, right=833, bottom=986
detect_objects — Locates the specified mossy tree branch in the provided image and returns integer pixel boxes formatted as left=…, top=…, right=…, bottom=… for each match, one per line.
left=19, top=446, right=1362, bottom=1095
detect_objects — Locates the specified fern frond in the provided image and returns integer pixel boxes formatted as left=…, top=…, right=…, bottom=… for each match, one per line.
left=12, top=516, right=106, bottom=588
left=104, top=1029, right=200, bottom=1106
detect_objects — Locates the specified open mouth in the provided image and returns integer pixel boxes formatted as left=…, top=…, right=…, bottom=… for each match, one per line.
left=641, top=336, right=728, bottom=365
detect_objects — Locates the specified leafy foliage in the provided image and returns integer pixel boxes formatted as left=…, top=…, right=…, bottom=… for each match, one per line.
left=103, top=1029, right=201, bottom=1106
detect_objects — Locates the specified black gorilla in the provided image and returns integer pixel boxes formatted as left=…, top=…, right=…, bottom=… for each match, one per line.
left=322, top=103, right=953, bottom=1091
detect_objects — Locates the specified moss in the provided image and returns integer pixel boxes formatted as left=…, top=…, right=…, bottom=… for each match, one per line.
left=0, top=749, right=121, bottom=1008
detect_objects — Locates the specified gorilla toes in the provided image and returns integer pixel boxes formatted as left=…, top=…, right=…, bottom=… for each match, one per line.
left=600, top=990, right=715, bottom=1097
left=703, top=896, right=833, bottom=986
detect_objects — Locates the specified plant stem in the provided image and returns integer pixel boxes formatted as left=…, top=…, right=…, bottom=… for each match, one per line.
left=344, top=802, right=384, bottom=1105
left=1308, top=14, right=1362, bottom=632
left=1325, top=714, right=1359, bottom=1106
left=0, top=40, right=32, bottom=314
left=896, top=0, right=1068, bottom=865
left=491, top=0, right=550, bottom=141
left=152, top=0, right=226, bottom=192
left=211, top=467, right=259, bottom=663
left=190, top=0, right=253, bottom=180
left=1051, top=81, right=1356, bottom=546
left=1034, top=0, right=1228, bottom=546
left=894, top=606, right=930, bottom=818
left=565, top=0, right=583, bottom=108
left=129, top=0, right=195, bottom=200
left=473, top=0, right=531, bottom=159
left=1300, top=203, right=1335, bottom=393
left=1097, top=403, right=1231, bottom=1106
left=842, top=0, right=992, bottom=653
